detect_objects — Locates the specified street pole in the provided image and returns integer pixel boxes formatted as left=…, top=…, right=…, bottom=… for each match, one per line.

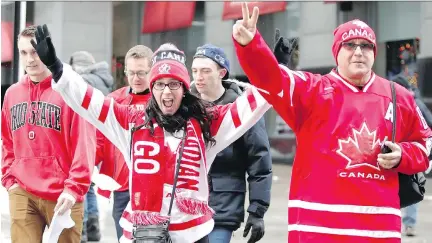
left=18, top=1, right=27, bottom=80
left=12, top=1, right=27, bottom=83
left=12, top=1, right=21, bottom=83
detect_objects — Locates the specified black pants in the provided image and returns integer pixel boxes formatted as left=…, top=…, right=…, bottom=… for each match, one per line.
left=113, top=190, right=130, bottom=240
left=195, top=235, right=210, bottom=243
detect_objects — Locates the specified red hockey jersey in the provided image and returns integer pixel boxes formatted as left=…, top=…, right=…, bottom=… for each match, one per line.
left=234, top=31, right=432, bottom=243
left=96, top=86, right=151, bottom=198
left=51, top=64, right=271, bottom=243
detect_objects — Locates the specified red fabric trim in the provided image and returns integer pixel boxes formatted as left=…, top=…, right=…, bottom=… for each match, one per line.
left=222, top=2, right=287, bottom=20
left=229, top=102, right=241, bottom=128
left=81, top=86, right=93, bottom=109
left=142, top=2, right=196, bottom=33
left=246, top=89, right=257, bottom=111
left=98, top=98, right=111, bottom=122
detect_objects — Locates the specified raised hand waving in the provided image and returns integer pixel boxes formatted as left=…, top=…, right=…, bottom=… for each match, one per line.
left=232, top=2, right=260, bottom=46
left=30, top=24, right=58, bottom=67
left=30, top=24, right=63, bottom=81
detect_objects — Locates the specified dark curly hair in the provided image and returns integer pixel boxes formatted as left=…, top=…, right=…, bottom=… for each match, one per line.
left=144, top=87, right=217, bottom=147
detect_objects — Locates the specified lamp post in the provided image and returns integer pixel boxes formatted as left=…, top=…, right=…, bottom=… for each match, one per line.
left=12, top=1, right=27, bottom=82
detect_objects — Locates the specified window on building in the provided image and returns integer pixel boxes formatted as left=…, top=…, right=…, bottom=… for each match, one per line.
left=386, top=39, right=419, bottom=86
left=273, top=2, right=300, bottom=40
left=2, top=2, right=34, bottom=107
left=185, top=1, right=205, bottom=74
left=149, top=1, right=205, bottom=75
left=1, top=2, right=34, bottom=86
left=337, top=1, right=378, bottom=35
left=2, top=3, right=16, bottom=87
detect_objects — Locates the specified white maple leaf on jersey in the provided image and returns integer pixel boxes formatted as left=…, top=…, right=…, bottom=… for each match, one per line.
left=336, top=122, right=384, bottom=171
left=352, top=20, right=369, bottom=29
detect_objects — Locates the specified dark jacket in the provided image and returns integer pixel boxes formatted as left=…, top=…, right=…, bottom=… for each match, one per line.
left=392, top=76, right=432, bottom=128
left=191, top=80, right=273, bottom=230
left=414, top=89, right=432, bottom=128
left=392, top=76, right=432, bottom=165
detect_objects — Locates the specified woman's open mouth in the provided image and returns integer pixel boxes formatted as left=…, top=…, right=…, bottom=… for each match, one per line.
left=162, top=98, right=173, bottom=107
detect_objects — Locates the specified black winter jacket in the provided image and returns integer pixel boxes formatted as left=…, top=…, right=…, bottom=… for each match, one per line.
left=413, top=89, right=432, bottom=128
left=392, top=76, right=432, bottom=128
left=191, top=80, right=273, bottom=231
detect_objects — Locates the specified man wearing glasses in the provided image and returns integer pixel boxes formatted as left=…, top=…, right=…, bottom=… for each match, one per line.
left=95, top=45, right=153, bottom=240
left=233, top=4, right=432, bottom=241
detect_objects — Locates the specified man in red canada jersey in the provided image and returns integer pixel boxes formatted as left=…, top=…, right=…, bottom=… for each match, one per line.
left=232, top=2, right=432, bottom=243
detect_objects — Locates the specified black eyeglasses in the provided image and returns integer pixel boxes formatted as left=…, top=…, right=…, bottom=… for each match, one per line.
left=152, top=82, right=182, bottom=91
left=124, top=70, right=149, bottom=79
left=341, top=42, right=375, bottom=51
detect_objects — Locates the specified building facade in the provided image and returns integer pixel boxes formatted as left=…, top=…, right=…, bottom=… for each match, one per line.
left=3, top=1, right=432, bottom=161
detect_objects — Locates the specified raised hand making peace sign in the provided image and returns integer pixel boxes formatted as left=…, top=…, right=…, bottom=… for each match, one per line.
left=232, top=2, right=260, bottom=46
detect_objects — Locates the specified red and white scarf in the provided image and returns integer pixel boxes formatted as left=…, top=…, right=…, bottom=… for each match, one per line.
left=130, top=119, right=214, bottom=225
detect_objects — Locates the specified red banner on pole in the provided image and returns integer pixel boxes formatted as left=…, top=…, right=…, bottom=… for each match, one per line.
left=142, top=2, right=196, bottom=34
left=222, top=2, right=287, bottom=20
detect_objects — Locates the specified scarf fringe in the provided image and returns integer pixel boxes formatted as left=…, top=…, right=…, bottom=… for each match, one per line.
left=131, top=211, right=169, bottom=226
left=176, top=197, right=215, bottom=215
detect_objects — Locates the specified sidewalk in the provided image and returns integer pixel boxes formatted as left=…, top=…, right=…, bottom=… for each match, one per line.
left=1, top=165, right=432, bottom=243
